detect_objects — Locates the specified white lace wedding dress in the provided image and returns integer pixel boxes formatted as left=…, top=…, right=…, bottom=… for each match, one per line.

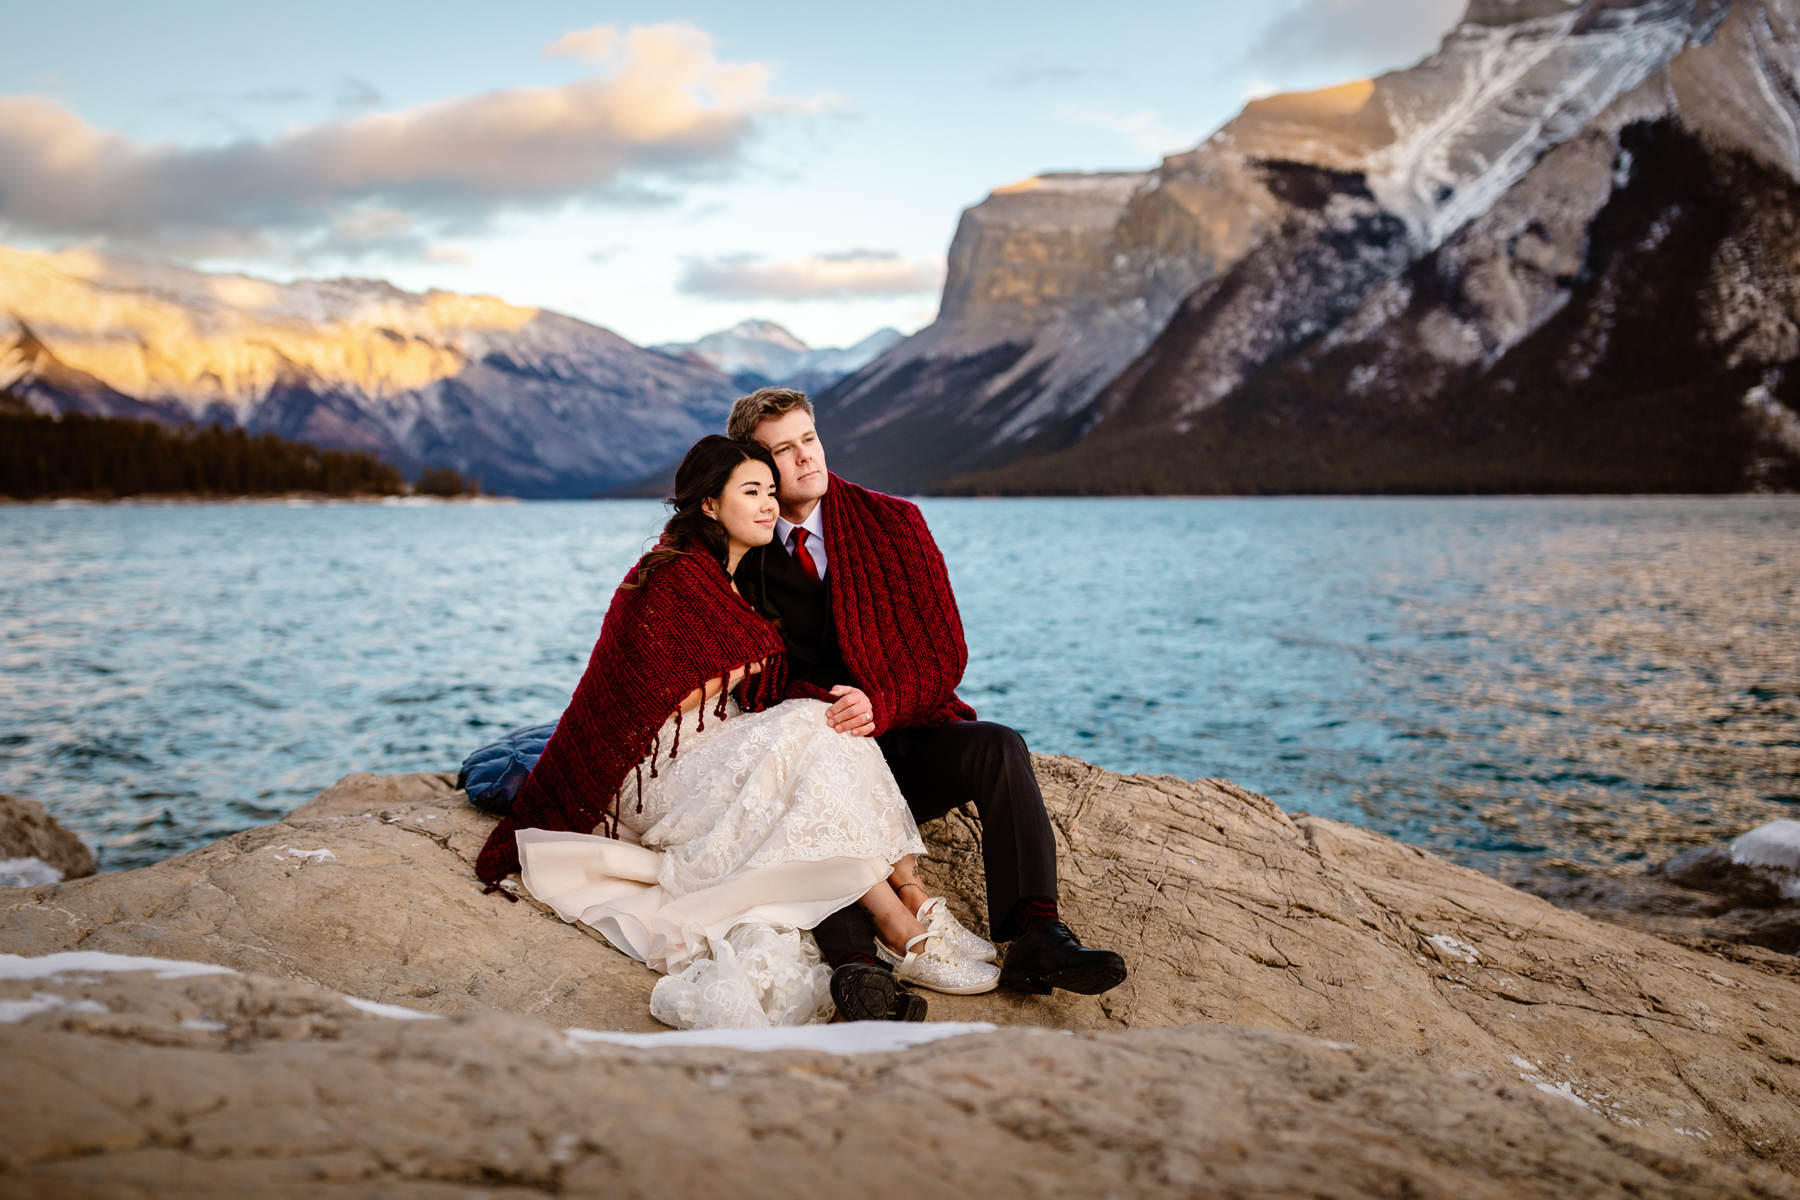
left=516, top=696, right=924, bottom=1029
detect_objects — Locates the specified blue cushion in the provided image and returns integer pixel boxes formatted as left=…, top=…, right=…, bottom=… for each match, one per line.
left=458, top=720, right=558, bottom=815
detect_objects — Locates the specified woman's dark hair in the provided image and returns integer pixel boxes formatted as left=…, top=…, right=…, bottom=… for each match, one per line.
left=631, top=436, right=779, bottom=581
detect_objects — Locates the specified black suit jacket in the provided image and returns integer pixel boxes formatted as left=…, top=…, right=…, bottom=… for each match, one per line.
left=737, top=536, right=852, bottom=690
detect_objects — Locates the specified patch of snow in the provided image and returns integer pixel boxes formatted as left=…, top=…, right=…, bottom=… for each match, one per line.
left=0, top=991, right=110, bottom=1023
left=564, top=1020, right=999, bottom=1056
left=1509, top=1053, right=1595, bottom=1110
left=269, top=846, right=337, bottom=865
left=0, top=856, right=64, bottom=887
left=1429, top=934, right=1481, bottom=963
left=181, top=1018, right=228, bottom=1032
left=1674, top=1126, right=1712, bottom=1140
left=1359, top=6, right=1692, bottom=247
left=1729, top=819, right=1800, bottom=897
left=344, top=996, right=442, bottom=1021
left=0, top=951, right=237, bottom=981
left=1531, top=1079, right=1592, bottom=1109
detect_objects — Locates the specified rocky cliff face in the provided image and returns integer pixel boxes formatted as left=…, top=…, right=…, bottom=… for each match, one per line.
left=0, top=247, right=738, bottom=498
left=824, top=0, right=1800, bottom=494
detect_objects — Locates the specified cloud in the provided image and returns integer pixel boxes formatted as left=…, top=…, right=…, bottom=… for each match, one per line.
left=334, top=77, right=383, bottom=110
left=0, top=22, right=826, bottom=263
left=1056, top=105, right=1201, bottom=158
left=677, top=249, right=944, bottom=301
left=156, top=86, right=314, bottom=112
left=1242, top=0, right=1464, bottom=78
left=300, top=205, right=433, bottom=261
left=241, top=87, right=313, bottom=105
left=992, top=62, right=1094, bottom=89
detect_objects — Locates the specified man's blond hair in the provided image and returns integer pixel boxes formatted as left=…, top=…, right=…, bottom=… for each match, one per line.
left=728, top=387, right=814, bottom=442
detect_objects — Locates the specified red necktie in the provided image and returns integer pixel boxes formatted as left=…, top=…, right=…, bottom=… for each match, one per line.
left=790, top=527, right=821, bottom=583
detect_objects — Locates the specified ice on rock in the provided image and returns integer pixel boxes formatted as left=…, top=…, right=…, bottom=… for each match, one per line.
left=0, top=857, right=64, bottom=888
left=0, top=991, right=110, bottom=1023
left=1429, top=934, right=1481, bottom=962
left=344, top=996, right=442, bottom=1021
left=0, top=951, right=237, bottom=981
left=564, top=1020, right=999, bottom=1056
left=1729, top=819, right=1800, bottom=897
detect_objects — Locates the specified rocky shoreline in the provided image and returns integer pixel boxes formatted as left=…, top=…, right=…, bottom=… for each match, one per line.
left=3, top=759, right=1798, bottom=1195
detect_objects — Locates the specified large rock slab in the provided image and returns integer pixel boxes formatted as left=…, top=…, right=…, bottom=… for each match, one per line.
left=1, top=958, right=1793, bottom=1199
left=2, top=759, right=1798, bottom=1177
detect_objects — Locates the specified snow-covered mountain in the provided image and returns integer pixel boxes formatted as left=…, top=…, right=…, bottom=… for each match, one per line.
left=656, top=320, right=902, bottom=391
left=0, top=247, right=738, bottom=497
left=822, top=0, right=1800, bottom=493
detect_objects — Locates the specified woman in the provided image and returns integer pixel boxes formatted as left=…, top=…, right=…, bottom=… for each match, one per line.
left=474, top=436, right=996, bottom=1028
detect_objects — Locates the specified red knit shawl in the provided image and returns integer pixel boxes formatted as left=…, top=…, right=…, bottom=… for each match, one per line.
left=789, top=473, right=977, bottom=734
left=474, top=546, right=787, bottom=885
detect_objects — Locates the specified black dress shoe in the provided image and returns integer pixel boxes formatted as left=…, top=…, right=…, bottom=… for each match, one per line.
left=999, top=920, right=1127, bottom=995
left=830, top=962, right=928, bottom=1022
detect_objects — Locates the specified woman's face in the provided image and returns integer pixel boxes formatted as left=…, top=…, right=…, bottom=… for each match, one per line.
left=704, top=459, right=779, bottom=551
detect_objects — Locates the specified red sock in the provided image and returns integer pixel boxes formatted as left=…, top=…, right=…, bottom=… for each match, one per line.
left=1011, top=896, right=1060, bottom=934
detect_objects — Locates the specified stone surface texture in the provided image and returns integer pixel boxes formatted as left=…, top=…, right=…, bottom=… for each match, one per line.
left=0, top=792, right=96, bottom=880
left=3, top=756, right=1800, bottom=1194
left=3, top=965, right=1796, bottom=1199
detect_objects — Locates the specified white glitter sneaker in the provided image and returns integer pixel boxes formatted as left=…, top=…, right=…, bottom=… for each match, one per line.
left=876, top=931, right=1000, bottom=995
left=917, top=896, right=997, bottom=963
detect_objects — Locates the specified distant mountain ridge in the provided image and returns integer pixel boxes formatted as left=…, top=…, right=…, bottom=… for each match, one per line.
left=0, top=247, right=740, bottom=498
left=819, top=0, right=1800, bottom=494
left=655, top=320, right=903, bottom=394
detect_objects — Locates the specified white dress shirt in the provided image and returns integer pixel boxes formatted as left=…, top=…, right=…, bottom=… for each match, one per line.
left=774, top=504, right=828, bottom=579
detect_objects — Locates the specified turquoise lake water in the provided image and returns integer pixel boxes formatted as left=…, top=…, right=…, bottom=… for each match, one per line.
left=1, top=496, right=1795, bottom=889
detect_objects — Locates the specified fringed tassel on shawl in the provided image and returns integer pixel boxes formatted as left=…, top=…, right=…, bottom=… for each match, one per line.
left=714, top=669, right=730, bottom=721
left=481, top=546, right=790, bottom=895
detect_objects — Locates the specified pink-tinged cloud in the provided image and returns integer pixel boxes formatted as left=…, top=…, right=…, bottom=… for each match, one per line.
left=678, top=249, right=945, bottom=301
left=0, top=22, right=829, bottom=260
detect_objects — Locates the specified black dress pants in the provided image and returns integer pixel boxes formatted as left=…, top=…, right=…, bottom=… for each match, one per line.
left=810, top=719, right=1058, bottom=967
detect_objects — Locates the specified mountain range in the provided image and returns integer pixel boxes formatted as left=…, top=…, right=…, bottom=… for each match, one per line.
left=0, top=251, right=892, bottom=498
left=819, top=0, right=1800, bottom=494
left=654, top=320, right=902, bottom=396
left=7, top=0, right=1799, bottom=496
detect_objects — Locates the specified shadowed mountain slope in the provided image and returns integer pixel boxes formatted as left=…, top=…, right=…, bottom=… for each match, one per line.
left=822, top=0, right=1800, bottom=495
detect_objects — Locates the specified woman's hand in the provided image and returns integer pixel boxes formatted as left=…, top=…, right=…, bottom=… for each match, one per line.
left=826, top=684, right=875, bottom=737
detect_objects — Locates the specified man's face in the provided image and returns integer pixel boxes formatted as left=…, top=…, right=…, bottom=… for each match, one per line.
left=752, top=408, right=828, bottom=513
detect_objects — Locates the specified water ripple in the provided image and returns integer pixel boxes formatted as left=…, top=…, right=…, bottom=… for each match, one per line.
left=0, top=496, right=1795, bottom=882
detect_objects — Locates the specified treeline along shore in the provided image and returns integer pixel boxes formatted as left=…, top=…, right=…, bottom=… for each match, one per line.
left=0, top=402, right=478, bottom=501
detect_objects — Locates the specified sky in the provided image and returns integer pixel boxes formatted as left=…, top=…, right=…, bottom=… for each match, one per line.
left=2, top=0, right=1465, bottom=349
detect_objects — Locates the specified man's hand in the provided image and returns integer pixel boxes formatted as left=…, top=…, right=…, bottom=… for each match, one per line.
left=825, top=685, right=875, bottom=737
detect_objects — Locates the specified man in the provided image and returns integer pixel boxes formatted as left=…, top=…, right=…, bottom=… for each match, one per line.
left=728, top=386, right=1126, bottom=1022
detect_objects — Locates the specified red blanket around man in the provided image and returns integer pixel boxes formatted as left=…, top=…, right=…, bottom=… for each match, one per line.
left=787, top=473, right=977, bottom=734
